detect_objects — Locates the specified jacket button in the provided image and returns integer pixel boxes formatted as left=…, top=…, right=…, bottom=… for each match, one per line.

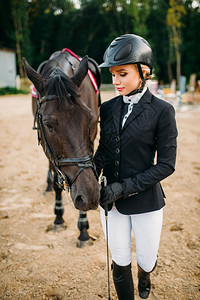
left=116, top=148, right=120, bottom=154
left=114, top=172, right=119, bottom=177
left=116, top=136, right=120, bottom=141
left=115, top=160, right=119, bottom=166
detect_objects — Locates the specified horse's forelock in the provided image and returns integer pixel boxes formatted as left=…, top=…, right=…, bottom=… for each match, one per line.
left=46, top=74, right=80, bottom=105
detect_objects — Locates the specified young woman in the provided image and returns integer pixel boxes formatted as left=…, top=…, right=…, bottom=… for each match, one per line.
left=94, top=34, right=178, bottom=299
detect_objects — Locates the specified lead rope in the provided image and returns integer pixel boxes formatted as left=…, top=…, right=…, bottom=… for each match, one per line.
left=101, top=176, right=111, bottom=300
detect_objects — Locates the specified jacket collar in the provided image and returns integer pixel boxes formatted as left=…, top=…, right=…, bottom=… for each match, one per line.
left=123, top=87, right=147, bottom=104
left=112, top=88, right=152, bottom=133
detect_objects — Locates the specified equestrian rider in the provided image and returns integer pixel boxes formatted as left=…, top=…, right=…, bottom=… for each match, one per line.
left=94, top=34, right=178, bottom=299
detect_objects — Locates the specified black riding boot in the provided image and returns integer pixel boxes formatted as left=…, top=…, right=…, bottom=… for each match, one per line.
left=112, top=261, right=134, bottom=300
left=137, top=262, right=157, bottom=299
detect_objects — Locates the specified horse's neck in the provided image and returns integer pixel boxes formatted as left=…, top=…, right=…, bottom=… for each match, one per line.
left=42, top=54, right=78, bottom=78
left=60, top=53, right=80, bottom=77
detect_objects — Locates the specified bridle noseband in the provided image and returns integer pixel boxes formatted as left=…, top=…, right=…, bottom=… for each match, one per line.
left=36, top=95, right=97, bottom=191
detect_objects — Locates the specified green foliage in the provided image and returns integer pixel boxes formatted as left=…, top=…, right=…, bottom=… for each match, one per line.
left=181, top=0, right=200, bottom=80
left=0, top=0, right=199, bottom=84
left=146, top=0, right=170, bottom=83
left=0, top=0, right=16, bottom=49
left=0, top=87, right=29, bottom=95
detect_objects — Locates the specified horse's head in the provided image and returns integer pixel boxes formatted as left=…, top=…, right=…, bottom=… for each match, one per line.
left=23, top=56, right=100, bottom=211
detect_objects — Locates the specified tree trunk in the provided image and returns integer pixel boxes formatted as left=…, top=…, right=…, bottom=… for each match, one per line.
left=172, top=24, right=181, bottom=90
left=14, top=20, right=24, bottom=78
left=176, top=49, right=181, bottom=90
left=167, top=31, right=173, bottom=84
left=167, top=59, right=173, bottom=84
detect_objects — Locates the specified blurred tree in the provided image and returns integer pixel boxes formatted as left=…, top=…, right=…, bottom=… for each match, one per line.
left=70, top=0, right=134, bottom=82
left=0, top=0, right=32, bottom=77
left=70, top=0, right=152, bottom=82
left=0, top=0, right=15, bottom=49
left=11, top=0, right=32, bottom=77
left=27, top=0, right=75, bottom=68
left=74, top=0, right=132, bottom=58
left=167, top=0, right=186, bottom=88
left=0, top=0, right=199, bottom=83
left=146, top=0, right=170, bottom=84
left=123, top=0, right=150, bottom=37
left=181, top=0, right=200, bottom=81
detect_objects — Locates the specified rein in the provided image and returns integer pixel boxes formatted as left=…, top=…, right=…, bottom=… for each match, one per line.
left=36, top=95, right=97, bottom=191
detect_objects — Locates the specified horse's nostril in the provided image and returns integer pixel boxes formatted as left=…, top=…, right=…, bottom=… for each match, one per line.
left=75, top=195, right=86, bottom=210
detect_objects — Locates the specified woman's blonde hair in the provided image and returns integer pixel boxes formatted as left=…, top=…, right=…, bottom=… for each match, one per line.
left=132, top=63, right=152, bottom=79
left=140, top=64, right=152, bottom=79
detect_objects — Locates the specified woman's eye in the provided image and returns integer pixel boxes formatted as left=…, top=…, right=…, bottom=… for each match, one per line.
left=120, top=73, right=127, bottom=77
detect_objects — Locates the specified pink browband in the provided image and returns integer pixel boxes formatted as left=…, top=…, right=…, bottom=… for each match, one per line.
left=31, top=85, right=38, bottom=98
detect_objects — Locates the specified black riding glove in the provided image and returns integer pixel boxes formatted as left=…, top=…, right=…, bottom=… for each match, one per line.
left=100, top=182, right=125, bottom=206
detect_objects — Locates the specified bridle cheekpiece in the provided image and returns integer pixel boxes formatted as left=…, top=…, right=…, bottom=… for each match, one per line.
left=36, top=94, right=97, bottom=191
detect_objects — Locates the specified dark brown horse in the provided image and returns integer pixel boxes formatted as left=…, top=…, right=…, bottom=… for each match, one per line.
left=23, top=50, right=101, bottom=246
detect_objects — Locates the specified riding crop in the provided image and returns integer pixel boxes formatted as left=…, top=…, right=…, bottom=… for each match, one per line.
left=101, top=176, right=111, bottom=300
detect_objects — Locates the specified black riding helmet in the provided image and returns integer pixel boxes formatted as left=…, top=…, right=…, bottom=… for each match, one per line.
left=99, top=34, right=153, bottom=95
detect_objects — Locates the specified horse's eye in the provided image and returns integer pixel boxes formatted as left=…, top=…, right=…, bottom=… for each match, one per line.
left=45, top=123, right=54, bottom=132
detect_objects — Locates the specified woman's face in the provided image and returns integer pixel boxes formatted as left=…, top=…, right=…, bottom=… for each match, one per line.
left=110, top=64, right=142, bottom=96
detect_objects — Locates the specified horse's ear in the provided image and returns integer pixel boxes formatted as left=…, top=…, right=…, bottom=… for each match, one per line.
left=71, top=56, right=88, bottom=87
left=22, top=57, right=46, bottom=94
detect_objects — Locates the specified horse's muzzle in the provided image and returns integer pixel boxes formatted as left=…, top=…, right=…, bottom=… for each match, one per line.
left=74, top=195, right=98, bottom=211
left=71, top=184, right=100, bottom=211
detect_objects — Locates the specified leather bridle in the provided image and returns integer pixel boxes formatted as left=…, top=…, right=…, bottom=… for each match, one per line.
left=36, top=94, right=97, bottom=191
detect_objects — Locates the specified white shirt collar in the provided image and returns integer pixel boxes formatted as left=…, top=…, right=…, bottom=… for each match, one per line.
left=123, top=87, right=147, bottom=104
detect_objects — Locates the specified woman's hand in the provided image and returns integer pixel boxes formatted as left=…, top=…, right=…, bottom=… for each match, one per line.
left=100, top=182, right=125, bottom=206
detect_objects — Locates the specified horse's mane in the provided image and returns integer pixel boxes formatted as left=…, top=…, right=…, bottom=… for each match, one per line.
left=43, top=65, right=80, bottom=106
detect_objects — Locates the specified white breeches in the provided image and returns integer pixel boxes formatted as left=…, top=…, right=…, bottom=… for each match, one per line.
left=100, top=206, right=163, bottom=272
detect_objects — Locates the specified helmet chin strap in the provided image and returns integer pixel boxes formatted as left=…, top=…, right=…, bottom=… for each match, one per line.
left=126, top=63, right=146, bottom=96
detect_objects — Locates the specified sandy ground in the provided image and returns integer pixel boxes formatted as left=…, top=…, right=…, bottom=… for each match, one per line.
left=0, top=92, right=200, bottom=300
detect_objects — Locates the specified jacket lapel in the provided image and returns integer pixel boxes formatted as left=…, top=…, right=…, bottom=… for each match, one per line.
left=112, top=95, right=123, bottom=133
left=121, top=89, right=152, bottom=131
